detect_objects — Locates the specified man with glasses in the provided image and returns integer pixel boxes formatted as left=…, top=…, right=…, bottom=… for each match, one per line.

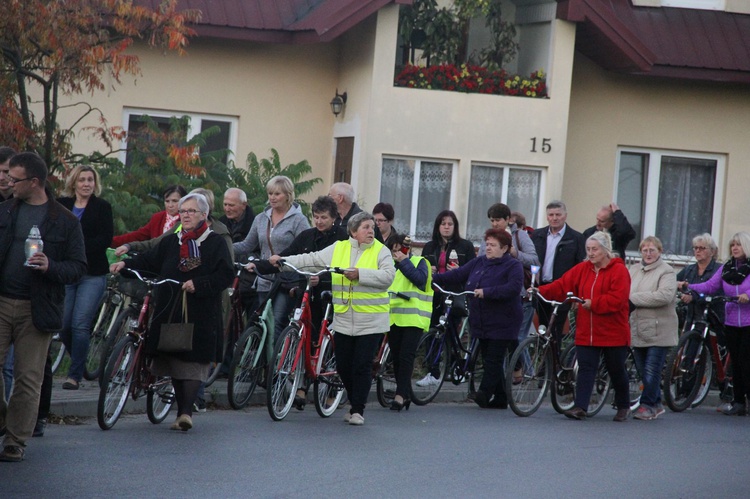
left=582, top=202, right=636, bottom=259
left=0, top=152, right=86, bottom=462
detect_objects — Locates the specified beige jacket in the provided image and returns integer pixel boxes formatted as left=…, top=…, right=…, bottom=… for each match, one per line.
left=629, top=258, right=679, bottom=347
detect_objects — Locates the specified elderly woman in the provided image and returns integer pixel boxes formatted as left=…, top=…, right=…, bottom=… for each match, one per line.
left=112, top=184, right=187, bottom=252
left=677, top=233, right=723, bottom=332
left=57, top=165, right=113, bottom=389
left=689, top=232, right=750, bottom=416
left=269, top=212, right=395, bottom=425
left=538, top=232, right=632, bottom=421
left=629, top=236, right=678, bottom=421
left=234, top=176, right=309, bottom=341
left=110, top=193, right=233, bottom=431
left=433, top=229, right=523, bottom=409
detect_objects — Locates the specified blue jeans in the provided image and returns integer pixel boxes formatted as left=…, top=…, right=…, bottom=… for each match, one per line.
left=3, top=345, right=13, bottom=401
left=60, top=275, right=107, bottom=382
left=632, top=346, right=669, bottom=407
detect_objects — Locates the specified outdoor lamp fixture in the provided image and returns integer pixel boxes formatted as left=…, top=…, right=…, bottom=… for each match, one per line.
left=330, top=90, right=347, bottom=117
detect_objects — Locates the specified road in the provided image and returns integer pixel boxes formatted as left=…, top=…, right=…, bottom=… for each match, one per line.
left=4, top=402, right=749, bottom=498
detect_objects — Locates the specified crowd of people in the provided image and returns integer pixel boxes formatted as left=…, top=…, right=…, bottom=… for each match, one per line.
left=1, top=148, right=749, bottom=462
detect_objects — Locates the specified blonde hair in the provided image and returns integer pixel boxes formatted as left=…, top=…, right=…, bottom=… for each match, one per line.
left=586, top=231, right=615, bottom=259
left=189, top=188, right=215, bottom=212
left=639, top=236, right=663, bottom=253
left=267, top=175, right=294, bottom=208
left=728, top=232, right=750, bottom=259
left=62, top=165, right=101, bottom=197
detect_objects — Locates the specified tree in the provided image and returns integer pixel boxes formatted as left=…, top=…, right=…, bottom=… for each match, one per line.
left=0, top=0, right=200, bottom=176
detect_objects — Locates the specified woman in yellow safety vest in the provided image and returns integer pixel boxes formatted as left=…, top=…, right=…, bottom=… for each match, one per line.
left=387, top=234, right=433, bottom=411
left=270, top=212, right=395, bottom=426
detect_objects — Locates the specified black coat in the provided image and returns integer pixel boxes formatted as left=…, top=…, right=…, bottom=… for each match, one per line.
left=58, top=195, right=113, bottom=276
left=530, top=225, right=586, bottom=283
left=219, top=205, right=255, bottom=244
left=124, top=231, right=234, bottom=363
left=582, top=210, right=636, bottom=259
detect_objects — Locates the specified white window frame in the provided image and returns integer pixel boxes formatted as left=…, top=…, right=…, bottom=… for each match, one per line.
left=121, top=108, right=238, bottom=165
left=614, top=147, right=726, bottom=256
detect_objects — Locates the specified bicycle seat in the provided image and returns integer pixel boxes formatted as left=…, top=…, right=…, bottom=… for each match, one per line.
left=320, top=291, right=332, bottom=302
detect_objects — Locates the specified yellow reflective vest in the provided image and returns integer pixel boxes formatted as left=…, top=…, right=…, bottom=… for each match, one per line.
left=389, top=256, right=433, bottom=331
left=331, top=240, right=390, bottom=314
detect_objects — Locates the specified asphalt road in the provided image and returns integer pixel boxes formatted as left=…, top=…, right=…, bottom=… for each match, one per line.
left=4, top=403, right=750, bottom=498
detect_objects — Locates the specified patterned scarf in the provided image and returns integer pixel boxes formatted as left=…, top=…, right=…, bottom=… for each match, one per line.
left=163, top=213, right=180, bottom=233
left=722, top=258, right=750, bottom=286
left=178, top=221, right=210, bottom=272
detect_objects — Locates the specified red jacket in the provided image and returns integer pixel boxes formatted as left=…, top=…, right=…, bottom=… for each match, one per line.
left=111, top=210, right=169, bottom=247
left=538, top=258, right=631, bottom=347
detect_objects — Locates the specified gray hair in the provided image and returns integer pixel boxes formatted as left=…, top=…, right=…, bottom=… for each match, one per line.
left=546, top=200, right=567, bottom=213
left=728, top=232, right=750, bottom=260
left=586, top=231, right=615, bottom=259
left=331, top=182, right=355, bottom=204
left=179, top=193, right=209, bottom=215
left=224, top=187, right=247, bottom=204
left=189, top=188, right=215, bottom=212
left=692, top=233, right=718, bottom=257
left=347, top=211, right=374, bottom=236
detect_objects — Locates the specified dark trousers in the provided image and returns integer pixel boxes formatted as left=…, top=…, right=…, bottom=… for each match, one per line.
left=389, top=326, right=422, bottom=399
left=575, top=345, right=630, bottom=410
left=478, top=338, right=511, bottom=404
left=38, top=353, right=52, bottom=420
left=334, top=332, right=383, bottom=416
left=724, top=325, right=750, bottom=404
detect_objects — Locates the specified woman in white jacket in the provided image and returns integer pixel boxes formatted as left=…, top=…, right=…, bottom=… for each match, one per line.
left=629, top=236, right=678, bottom=421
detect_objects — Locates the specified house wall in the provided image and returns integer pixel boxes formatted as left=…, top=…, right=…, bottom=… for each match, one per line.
left=563, top=53, right=750, bottom=258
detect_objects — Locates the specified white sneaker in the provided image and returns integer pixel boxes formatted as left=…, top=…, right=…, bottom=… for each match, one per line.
left=348, top=413, right=365, bottom=425
left=416, top=374, right=441, bottom=387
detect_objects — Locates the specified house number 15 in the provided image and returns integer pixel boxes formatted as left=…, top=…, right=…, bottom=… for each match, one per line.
left=530, top=138, right=551, bottom=153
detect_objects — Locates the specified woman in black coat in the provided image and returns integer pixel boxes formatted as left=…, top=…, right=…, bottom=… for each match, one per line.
left=57, top=165, right=113, bottom=390
left=111, top=193, right=233, bottom=431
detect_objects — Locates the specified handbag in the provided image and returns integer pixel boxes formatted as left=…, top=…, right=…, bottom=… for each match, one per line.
left=514, top=231, right=533, bottom=289
left=157, top=290, right=194, bottom=353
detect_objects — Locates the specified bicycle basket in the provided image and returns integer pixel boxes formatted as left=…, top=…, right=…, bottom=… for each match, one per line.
left=117, top=275, right=148, bottom=300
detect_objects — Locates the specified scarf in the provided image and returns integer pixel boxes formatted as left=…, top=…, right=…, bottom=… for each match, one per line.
left=178, top=221, right=210, bottom=272
left=722, top=258, right=750, bottom=286
left=163, top=213, right=180, bottom=233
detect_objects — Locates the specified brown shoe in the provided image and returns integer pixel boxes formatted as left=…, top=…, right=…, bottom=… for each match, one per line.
left=0, top=445, right=24, bottom=462
left=563, top=407, right=587, bottom=420
left=613, top=408, right=631, bottom=422
left=177, top=414, right=193, bottom=431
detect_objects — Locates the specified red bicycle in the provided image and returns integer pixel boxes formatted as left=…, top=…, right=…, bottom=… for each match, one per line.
left=266, top=261, right=346, bottom=421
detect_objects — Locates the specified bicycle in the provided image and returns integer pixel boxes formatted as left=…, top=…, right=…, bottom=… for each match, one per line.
left=97, top=268, right=180, bottom=430
left=266, top=261, right=346, bottom=421
left=507, top=289, right=613, bottom=417
left=83, top=274, right=128, bottom=381
left=664, top=294, right=737, bottom=412
left=373, top=332, right=395, bottom=407
left=409, top=283, right=478, bottom=406
left=226, top=276, right=283, bottom=410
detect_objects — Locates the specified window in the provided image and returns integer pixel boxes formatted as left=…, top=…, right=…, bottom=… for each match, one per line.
left=379, top=157, right=455, bottom=241
left=122, top=109, right=238, bottom=165
left=616, top=149, right=725, bottom=256
left=465, top=164, right=543, bottom=245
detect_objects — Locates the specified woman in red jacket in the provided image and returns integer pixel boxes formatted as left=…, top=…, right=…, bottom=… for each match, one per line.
left=538, top=231, right=632, bottom=421
left=111, top=184, right=187, bottom=249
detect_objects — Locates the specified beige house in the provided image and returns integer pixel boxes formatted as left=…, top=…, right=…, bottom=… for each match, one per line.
left=63, top=0, right=750, bottom=257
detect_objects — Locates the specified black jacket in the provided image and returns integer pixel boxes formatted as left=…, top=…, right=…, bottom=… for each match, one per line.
left=58, top=195, right=113, bottom=276
left=219, top=205, right=255, bottom=244
left=0, top=191, right=87, bottom=332
left=530, top=225, right=586, bottom=282
left=582, top=210, right=636, bottom=259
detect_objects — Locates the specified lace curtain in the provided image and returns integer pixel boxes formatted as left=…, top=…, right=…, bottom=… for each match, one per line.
left=379, top=158, right=415, bottom=236
left=416, top=162, right=452, bottom=240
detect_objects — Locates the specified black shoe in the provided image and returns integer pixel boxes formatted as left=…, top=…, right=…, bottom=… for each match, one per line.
left=721, top=402, right=747, bottom=416
left=474, top=391, right=489, bottom=408
left=390, top=398, right=411, bottom=412
left=293, top=393, right=306, bottom=411
left=563, top=407, right=587, bottom=420
left=488, top=396, right=508, bottom=409
left=0, top=425, right=5, bottom=437
left=33, top=418, right=47, bottom=437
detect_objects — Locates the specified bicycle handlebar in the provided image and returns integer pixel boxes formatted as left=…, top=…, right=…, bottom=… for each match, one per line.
left=278, top=259, right=349, bottom=277
left=432, top=283, right=475, bottom=297
left=700, top=294, right=740, bottom=304
left=530, top=289, right=585, bottom=306
left=120, top=268, right=181, bottom=287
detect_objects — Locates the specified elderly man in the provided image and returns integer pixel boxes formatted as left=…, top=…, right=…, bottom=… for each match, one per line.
left=328, top=182, right=382, bottom=242
left=220, top=187, right=255, bottom=243
left=582, top=202, right=635, bottom=259
left=0, top=152, right=87, bottom=462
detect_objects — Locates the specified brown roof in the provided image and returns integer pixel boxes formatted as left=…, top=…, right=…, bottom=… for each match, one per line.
left=136, top=0, right=413, bottom=43
left=557, top=0, right=750, bottom=83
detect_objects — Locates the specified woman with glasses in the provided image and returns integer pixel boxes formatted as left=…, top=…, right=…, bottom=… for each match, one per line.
left=628, top=236, right=678, bottom=421
left=676, top=234, right=723, bottom=332
left=372, top=202, right=396, bottom=245
left=112, top=185, right=187, bottom=254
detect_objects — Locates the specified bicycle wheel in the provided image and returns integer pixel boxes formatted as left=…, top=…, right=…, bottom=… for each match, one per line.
left=467, top=343, right=484, bottom=398
left=206, top=307, right=243, bottom=388
left=49, top=333, right=66, bottom=374
left=85, top=295, right=123, bottom=381
left=690, top=347, right=714, bottom=409
left=411, top=329, right=448, bottom=406
left=664, top=331, right=706, bottom=412
left=99, top=306, right=138, bottom=387
left=625, top=348, right=643, bottom=411
left=376, top=345, right=396, bottom=408
left=586, top=354, right=612, bottom=417
left=314, top=334, right=344, bottom=417
left=506, top=336, right=551, bottom=417
left=228, top=326, right=264, bottom=410
left=266, top=325, right=304, bottom=421
left=97, top=337, right=136, bottom=430
left=551, top=344, right=577, bottom=414
left=147, top=378, right=175, bottom=424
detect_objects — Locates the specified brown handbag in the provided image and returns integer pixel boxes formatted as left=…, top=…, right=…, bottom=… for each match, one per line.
left=157, top=291, right=194, bottom=353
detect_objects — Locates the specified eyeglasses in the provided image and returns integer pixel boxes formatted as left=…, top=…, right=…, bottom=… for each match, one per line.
left=373, top=218, right=389, bottom=224
left=692, top=246, right=707, bottom=251
left=178, top=209, right=203, bottom=216
left=641, top=248, right=659, bottom=254
left=8, top=175, right=34, bottom=184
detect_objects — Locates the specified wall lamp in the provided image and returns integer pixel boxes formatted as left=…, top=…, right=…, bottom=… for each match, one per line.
left=330, top=89, right=347, bottom=117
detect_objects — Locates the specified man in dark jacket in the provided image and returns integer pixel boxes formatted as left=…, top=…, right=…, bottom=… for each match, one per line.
left=582, top=202, right=636, bottom=259
left=531, top=200, right=586, bottom=347
left=0, top=152, right=86, bottom=462
left=328, top=182, right=382, bottom=242
left=220, top=187, right=255, bottom=243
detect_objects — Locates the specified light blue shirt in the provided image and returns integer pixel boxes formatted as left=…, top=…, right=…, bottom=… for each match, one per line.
left=542, top=224, right=567, bottom=283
